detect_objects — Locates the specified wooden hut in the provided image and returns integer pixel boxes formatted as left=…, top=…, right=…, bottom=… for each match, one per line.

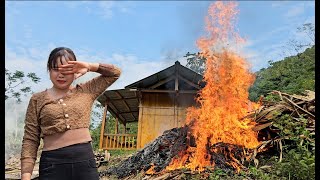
left=97, top=61, right=204, bottom=150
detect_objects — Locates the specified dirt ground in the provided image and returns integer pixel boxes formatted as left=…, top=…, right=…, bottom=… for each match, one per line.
left=5, top=152, right=132, bottom=180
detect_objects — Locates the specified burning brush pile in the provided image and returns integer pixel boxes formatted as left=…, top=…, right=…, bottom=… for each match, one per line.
left=100, top=90, right=315, bottom=179
left=101, top=126, right=257, bottom=179
left=100, top=2, right=315, bottom=179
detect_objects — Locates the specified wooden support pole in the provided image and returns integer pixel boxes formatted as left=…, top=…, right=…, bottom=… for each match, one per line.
left=115, top=117, right=119, bottom=134
left=99, top=100, right=108, bottom=150
left=175, top=74, right=179, bottom=91
left=137, top=91, right=143, bottom=149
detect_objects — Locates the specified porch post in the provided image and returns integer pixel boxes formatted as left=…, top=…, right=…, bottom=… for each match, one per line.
left=137, top=91, right=143, bottom=149
left=99, top=100, right=108, bottom=150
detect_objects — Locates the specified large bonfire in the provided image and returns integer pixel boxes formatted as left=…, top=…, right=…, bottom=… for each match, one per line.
left=101, top=2, right=264, bottom=178
left=166, top=1, right=260, bottom=172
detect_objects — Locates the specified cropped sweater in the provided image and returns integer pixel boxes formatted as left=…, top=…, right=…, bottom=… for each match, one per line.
left=20, top=64, right=121, bottom=174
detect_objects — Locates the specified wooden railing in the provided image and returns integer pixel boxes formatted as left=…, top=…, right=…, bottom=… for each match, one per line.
left=102, top=134, right=137, bottom=150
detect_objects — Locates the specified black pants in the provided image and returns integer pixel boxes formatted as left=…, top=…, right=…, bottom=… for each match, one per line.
left=39, top=142, right=99, bottom=180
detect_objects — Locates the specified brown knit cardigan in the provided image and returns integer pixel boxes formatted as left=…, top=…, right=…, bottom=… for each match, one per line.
left=20, top=64, right=121, bottom=174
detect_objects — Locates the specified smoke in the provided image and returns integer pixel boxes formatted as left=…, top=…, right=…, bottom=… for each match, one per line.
left=160, top=2, right=210, bottom=65
left=5, top=98, right=30, bottom=160
left=160, top=48, right=186, bottom=65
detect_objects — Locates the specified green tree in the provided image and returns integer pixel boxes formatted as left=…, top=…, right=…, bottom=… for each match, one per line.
left=5, top=68, right=41, bottom=103
left=249, top=46, right=315, bottom=101
left=281, top=23, right=315, bottom=60
left=249, top=23, right=315, bottom=101
left=185, top=52, right=206, bottom=75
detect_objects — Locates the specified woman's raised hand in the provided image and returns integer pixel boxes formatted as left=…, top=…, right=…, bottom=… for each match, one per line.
left=58, top=61, right=91, bottom=79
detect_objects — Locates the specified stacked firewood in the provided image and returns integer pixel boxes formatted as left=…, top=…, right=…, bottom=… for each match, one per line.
left=250, top=90, right=315, bottom=161
left=252, top=90, right=315, bottom=133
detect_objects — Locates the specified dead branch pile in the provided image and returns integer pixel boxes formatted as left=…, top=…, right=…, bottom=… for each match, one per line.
left=253, top=90, right=315, bottom=132
left=251, top=90, right=315, bottom=160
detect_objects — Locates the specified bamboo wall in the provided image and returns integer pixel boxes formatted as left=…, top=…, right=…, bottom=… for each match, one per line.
left=137, top=92, right=197, bottom=148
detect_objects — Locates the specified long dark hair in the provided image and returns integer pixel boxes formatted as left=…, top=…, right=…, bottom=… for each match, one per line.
left=47, top=47, right=77, bottom=71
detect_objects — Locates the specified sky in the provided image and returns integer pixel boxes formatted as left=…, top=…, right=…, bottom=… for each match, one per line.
left=5, top=1, right=315, bottom=134
left=5, top=1, right=315, bottom=92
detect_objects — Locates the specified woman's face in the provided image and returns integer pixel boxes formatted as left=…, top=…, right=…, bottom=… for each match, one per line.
left=49, top=56, right=75, bottom=90
left=49, top=69, right=74, bottom=90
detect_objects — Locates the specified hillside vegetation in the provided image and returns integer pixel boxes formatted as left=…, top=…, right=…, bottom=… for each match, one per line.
left=249, top=46, right=315, bottom=102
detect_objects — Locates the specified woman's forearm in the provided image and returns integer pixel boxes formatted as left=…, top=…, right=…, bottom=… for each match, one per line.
left=21, top=172, right=31, bottom=180
left=87, top=62, right=99, bottom=72
left=91, top=63, right=121, bottom=77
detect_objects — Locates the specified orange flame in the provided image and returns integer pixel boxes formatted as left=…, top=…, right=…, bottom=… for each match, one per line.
left=146, top=164, right=156, bottom=175
left=167, top=1, right=260, bottom=172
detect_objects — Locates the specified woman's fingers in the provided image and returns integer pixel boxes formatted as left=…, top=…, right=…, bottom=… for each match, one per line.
left=66, top=60, right=76, bottom=64
left=60, top=71, right=75, bottom=75
left=66, top=61, right=80, bottom=65
left=58, top=63, right=75, bottom=73
left=58, top=66, right=73, bottom=70
left=55, top=60, right=89, bottom=78
left=58, top=64, right=74, bottom=68
left=67, top=61, right=88, bottom=69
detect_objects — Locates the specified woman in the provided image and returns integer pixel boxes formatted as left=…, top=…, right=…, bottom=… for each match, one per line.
left=20, top=47, right=121, bottom=180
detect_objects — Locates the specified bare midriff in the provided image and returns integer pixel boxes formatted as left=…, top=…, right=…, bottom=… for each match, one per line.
left=42, top=128, right=92, bottom=151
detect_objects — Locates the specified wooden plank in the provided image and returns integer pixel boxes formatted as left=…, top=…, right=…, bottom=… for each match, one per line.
left=114, top=91, right=131, bottom=112
left=128, top=136, right=131, bottom=148
left=174, top=94, right=177, bottom=127
left=109, top=135, right=112, bottom=149
left=121, top=136, right=124, bottom=149
left=149, top=76, right=175, bottom=89
left=104, top=135, right=108, bottom=149
left=140, top=101, right=156, bottom=148
left=109, top=97, right=137, bottom=102
left=131, top=136, right=134, bottom=148
left=99, top=101, right=108, bottom=150
left=117, top=136, right=120, bottom=149
left=119, top=111, right=139, bottom=115
left=124, top=136, right=127, bottom=148
left=104, top=133, right=137, bottom=137
left=177, top=74, right=201, bottom=90
left=106, top=135, right=110, bottom=149
left=175, top=63, right=179, bottom=91
left=140, top=89, right=198, bottom=94
left=175, top=74, right=179, bottom=91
